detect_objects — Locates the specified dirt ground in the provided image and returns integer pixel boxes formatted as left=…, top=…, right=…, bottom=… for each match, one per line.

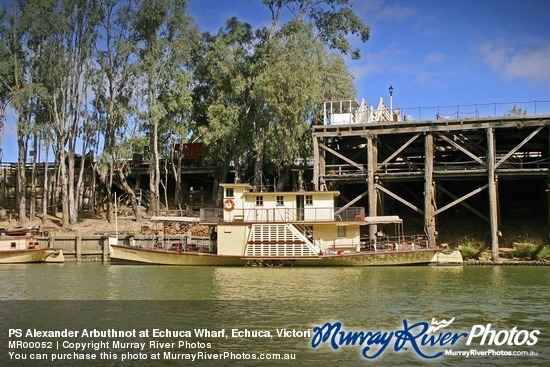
left=0, top=212, right=148, bottom=237
left=1, top=211, right=547, bottom=246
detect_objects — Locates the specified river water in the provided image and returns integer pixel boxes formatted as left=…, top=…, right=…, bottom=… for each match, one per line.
left=0, top=263, right=548, bottom=366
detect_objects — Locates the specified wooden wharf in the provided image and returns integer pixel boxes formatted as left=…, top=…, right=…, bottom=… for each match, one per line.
left=313, top=99, right=550, bottom=263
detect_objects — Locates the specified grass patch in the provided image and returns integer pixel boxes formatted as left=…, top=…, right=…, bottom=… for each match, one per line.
left=511, top=242, right=550, bottom=260
left=457, top=236, right=485, bottom=260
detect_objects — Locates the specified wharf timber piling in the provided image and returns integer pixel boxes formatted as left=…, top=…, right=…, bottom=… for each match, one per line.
left=313, top=99, right=550, bottom=264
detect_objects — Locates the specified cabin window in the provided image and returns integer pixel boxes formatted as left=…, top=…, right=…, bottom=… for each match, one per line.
left=338, top=226, right=346, bottom=237
left=255, top=196, right=264, bottom=206
left=225, top=188, right=234, bottom=198
left=276, top=195, right=284, bottom=206
left=305, top=195, right=313, bottom=205
left=11, top=242, right=16, bottom=248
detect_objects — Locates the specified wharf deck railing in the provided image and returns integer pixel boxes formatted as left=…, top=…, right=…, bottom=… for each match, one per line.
left=35, top=234, right=212, bottom=261
left=200, top=207, right=365, bottom=223
left=324, top=158, right=550, bottom=176
left=362, top=234, right=431, bottom=252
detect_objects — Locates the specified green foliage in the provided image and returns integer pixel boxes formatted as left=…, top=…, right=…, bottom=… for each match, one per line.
left=540, top=247, right=550, bottom=260
left=511, top=243, right=550, bottom=260
left=192, top=17, right=255, bottom=179
left=2, top=0, right=368, bottom=216
left=457, top=236, right=485, bottom=260
left=505, top=106, right=527, bottom=116
left=262, top=0, right=369, bottom=59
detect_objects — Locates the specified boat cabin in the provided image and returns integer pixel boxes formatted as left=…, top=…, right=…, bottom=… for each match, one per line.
left=0, top=234, right=38, bottom=251
left=219, top=183, right=347, bottom=222
left=213, top=184, right=367, bottom=257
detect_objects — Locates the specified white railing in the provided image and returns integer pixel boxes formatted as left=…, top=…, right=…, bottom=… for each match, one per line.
left=200, top=207, right=365, bottom=223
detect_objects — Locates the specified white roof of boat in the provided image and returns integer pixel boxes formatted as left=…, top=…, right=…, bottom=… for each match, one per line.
left=364, top=216, right=403, bottom=224
left=151, top=216, right=200, bottom=222
left=243, top=190, right=340, bottom=196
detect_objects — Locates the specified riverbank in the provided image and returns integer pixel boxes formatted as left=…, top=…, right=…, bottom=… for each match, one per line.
left=0, top=212, right=148, bottom=237
left=465, top=259, right=550, bottom=266
left=1, top=212, right=548, bottom=265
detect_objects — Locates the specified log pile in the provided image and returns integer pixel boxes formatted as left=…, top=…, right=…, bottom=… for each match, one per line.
left=161, top=221, right=210, bottom=236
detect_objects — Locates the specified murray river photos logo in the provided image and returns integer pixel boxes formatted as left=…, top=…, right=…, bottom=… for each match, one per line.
left=310, top=318, right=540, bottom=360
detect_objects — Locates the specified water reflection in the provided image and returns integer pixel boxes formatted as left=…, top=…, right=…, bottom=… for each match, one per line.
left=0, top=264, right=548, bottom=366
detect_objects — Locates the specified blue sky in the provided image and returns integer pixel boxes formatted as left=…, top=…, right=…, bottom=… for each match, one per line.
left=188, top=0, right=550, bottom=116
left=2, top=0, right=550, bottom=162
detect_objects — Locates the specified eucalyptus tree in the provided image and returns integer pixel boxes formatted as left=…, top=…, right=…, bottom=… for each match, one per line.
left=15, top=0, right=101, bottom=227
left=2, top=0, right=34, bottom=224
left=263, top=0, right=369, bottom=59
left=253, top=22, right=323, bottom=190
left=249, top=0, right=368, bottom=189
left=130, top=0, right=197, bottom=215
left=0, top=8, right=16, bottom=207
left=157, top=69, right=194, bottom=210
left=192, top=2, right=363, bottom=192
left=192, top=18, right=256, bottom=201
left=5, top=1, right=63, bottom=225
left=0, top=10, right=11, bottom=167
left=93, top=0, right=142, bottom=222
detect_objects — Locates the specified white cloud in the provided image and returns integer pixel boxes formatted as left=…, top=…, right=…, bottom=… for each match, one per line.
left=506, top=46, right=550, bottom=81
left=353, top=0, right=416, bottom=21
left=376, top=2, right=417, bottom=20
left=349, top=43, right=402, bottom=78
left=476, top=40, right=550, bottom=85
left=413, top=14, right=442, bottom=36
left=351, top=62, right=383, bottom=79
left=424, top=52, right=444, bottom=64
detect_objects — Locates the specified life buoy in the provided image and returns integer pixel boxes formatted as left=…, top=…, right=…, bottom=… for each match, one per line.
left=223, top=199, right=235, bottom=211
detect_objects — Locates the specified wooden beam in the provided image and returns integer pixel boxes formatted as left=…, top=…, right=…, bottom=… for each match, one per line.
left=424, top=133, right=437, bottom=246
left=335, top=190, right=368, bottom=215
left=376, top=133, right=421, bottom=172
left=312, top=119, right=550, bottom=138
left=367, top=136, right=377, bottom=241
left=435, top=132, right=486, bottom=166
left=319, top=143, right=365, bottom=172
left=437, top=184, right=489, bottom=222
left=487, top=127, right=499, bottom=263
left=375, top=183, right=423, bottom=214
left=313, top=136, right=320, bottom=191
left=434, top=184, right=488, bottom=215
left=495, top=126, right=544, bottom=169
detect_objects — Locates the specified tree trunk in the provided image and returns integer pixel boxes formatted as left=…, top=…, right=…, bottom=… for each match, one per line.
left=149, top=119, right=160, bottom=215
left=253, top=134, right=266, bottom=190
left=117, top=169, right=142, bottom=222
left=68, top=149, right=78, bottom=225
left=0, top=106, right=4, bottom=205
left=41, top=139, right=50, bottom=225
left=276, top=164, right=290, bottom=191
left=16, top=129, right=27, bottom=225
left=59, top=149, right=70, bottom=229
left=30, top=137, right=37, bottom=222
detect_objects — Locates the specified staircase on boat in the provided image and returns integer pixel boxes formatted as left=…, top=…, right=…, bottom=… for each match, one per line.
left=245, top=223, right=319, bottom=257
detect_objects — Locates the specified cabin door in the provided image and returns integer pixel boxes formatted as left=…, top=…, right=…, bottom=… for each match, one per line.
left=296, top=195, right=305, bottom=220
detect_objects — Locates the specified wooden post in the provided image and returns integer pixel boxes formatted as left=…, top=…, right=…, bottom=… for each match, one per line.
left=75, top=235, right=82, bottom=261
left=424, top=133, right=437, bottom=246
left=367, top=134, right=377, bottom=242
left=0, top=165, right=5, bottom=205
left=487, top=127, right=499, bottom=263
left=319, top=138, right=326, bottom=190
left=313, top=136, right=320, bottom=191
left=102, top=236, right=109, bottom=262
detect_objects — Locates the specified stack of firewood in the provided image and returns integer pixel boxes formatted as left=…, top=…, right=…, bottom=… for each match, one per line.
left=161, top=222, right=210, bottom=236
